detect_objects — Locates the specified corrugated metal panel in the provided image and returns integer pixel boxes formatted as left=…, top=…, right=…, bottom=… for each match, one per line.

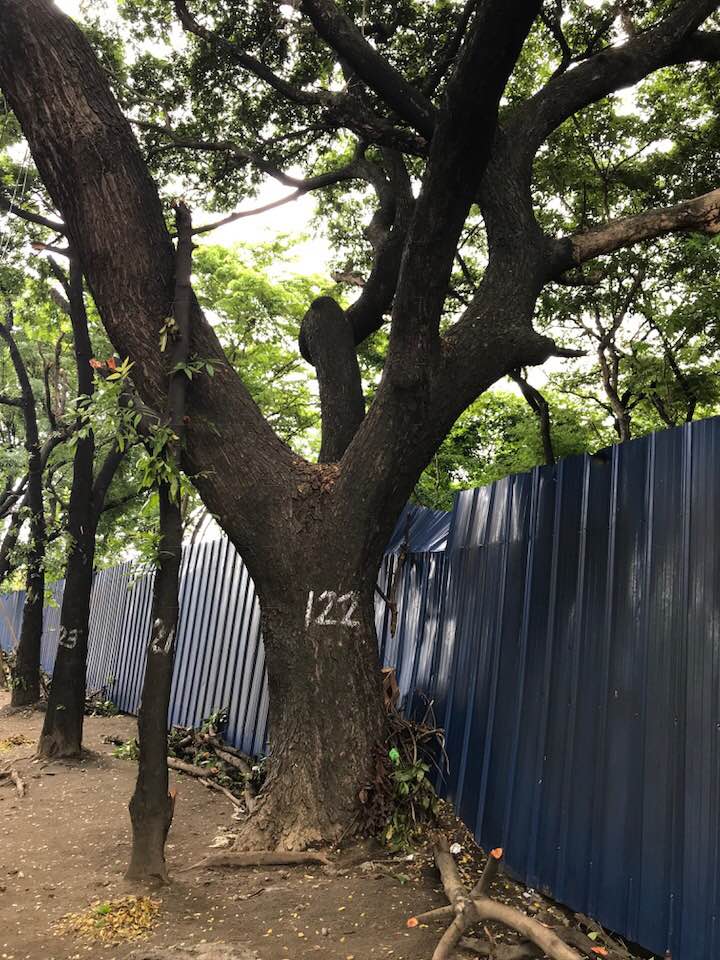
left=385, top=503, right=451, bottom=553
left=2, top=418, right=720, bottom=957
left=392, top=420, right=717, bottom=960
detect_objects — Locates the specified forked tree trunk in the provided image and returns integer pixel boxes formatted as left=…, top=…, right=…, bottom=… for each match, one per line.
left=38, top=257, right=96, bottom=757
left=127, top=483, right=182, bottom=881
left=240, top=561, right=386, bottom=850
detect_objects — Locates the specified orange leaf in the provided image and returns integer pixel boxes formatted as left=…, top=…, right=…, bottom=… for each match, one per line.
left=89, top=359, right=104, bottom=369
left=490, top=847, right=503, bottom=860
left=106, top=356, right=117, bottom=371
left=406, top=918, right=419, bottom=928
left=591, top=949, right=608, bottom=957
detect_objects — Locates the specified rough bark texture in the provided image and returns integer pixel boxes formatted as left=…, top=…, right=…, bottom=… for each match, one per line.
left=241, top=574, right=384, bottom=849
left=300, top=297, right=365, bottom=463
left=38, top=259, right=97, bottom=758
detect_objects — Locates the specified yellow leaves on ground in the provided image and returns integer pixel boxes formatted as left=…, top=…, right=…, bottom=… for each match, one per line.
left=54, top=895, right=161, bottom=945
left=0, top=734, right=31, bottom=751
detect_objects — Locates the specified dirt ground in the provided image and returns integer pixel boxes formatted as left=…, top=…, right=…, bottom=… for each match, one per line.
left=0, top=690, right=451, bottom=960
left=1, top=691, right=646, bottom=960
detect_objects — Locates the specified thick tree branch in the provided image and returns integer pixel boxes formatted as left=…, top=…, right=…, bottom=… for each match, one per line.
left=299, top=0, right=437, bottom=139
left=518, top=2, right=720, bottom=154
left=385, top=0, right=542, bottom=379
left=344, top=152, right=414, bottom=345
left=421, top=0, right=479, bottom=95
left=0, top=0, right=300, bottom=590
left=300, top=296, right=365, bottom=463
left=550, top=186, right=720, bottom=274
left=172, top=0, right=425, bottom=154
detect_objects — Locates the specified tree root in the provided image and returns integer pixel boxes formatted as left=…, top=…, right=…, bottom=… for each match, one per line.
left=407, top=835, right=582, bottom=960
left=180, top=850, right=331, bottom=873
left=0, top=766, right=28, bottom=797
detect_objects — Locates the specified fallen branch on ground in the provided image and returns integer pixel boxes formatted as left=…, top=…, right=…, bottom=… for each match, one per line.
left=407, top=835, right=582, bottom=960
left=167, top=756, right=218, bottom=778
left=180, top=850, right=331, bottom=872
left=199, top=776, right=245, bottom=810
left=110, top=721, right=263, bottom=812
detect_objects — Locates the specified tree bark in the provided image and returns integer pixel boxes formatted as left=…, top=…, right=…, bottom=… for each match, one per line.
left=510, top=370, right=555, bottom=465
left=241, top=568, right=385, bottom=849
left=127, top=483, right=182, bottom=881
left=300, top=296, right=365, bottom=463
left=38, top=258, right=97, bottom=758
left=0, top=317, right=46, bottom=707
left=127, top=203, right=193, bottom=882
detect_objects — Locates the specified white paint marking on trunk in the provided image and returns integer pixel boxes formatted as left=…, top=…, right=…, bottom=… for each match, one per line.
left=305, top=589, right=360, bottom=628
left=305, top=590, right=315, bottom=628
left=58, top=627, right=79, bottom=650
left=150, top=622, right=175, bottom=655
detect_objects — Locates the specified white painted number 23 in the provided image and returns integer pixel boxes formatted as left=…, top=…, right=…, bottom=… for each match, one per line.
left=305, top=590, right=360, bottom=628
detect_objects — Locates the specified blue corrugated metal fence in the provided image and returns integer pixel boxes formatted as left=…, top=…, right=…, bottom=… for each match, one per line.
left=2, top=418, right=719, bottom=958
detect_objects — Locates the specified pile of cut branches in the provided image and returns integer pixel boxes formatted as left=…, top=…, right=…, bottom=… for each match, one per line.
left=110, top=711, right=264, bottom=815
left=167, top=716, right=262, bottom=813
left=84, top=686, right=118, bottom=716
left=409, top=835, right=634, bottom=960
left=359, top=695, right=447, bottom=849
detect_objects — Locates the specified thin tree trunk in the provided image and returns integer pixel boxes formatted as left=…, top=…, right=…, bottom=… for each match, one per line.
left=127, top=203, right=193, bottom=882
left=0, top=316, right=46, bottom=707
left=127, top=482, right=182, bottom=880
left=0, top=510, right=22, bottom=586
left=13, top=551, right=44, bottom=707
left=38, top=257, right=96, bottom=757
left=510, top=370, right=555, bottom=465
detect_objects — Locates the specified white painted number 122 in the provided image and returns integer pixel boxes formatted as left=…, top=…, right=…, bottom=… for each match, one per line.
left=305, top=590, right=360, bottom=628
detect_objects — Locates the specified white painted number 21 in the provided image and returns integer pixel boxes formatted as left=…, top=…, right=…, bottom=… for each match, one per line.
left=305, top=590, right=360, bottom=628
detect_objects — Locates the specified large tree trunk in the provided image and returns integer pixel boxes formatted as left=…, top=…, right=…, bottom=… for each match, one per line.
left=38, top=258, right=96, bottom=757
left=242, top=551, right=385, bottom=849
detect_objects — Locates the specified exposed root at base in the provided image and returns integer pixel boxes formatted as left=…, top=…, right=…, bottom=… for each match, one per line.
left=232, top=790, right=345, bottom=852
left=0, top=765, right=27, bottom=797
